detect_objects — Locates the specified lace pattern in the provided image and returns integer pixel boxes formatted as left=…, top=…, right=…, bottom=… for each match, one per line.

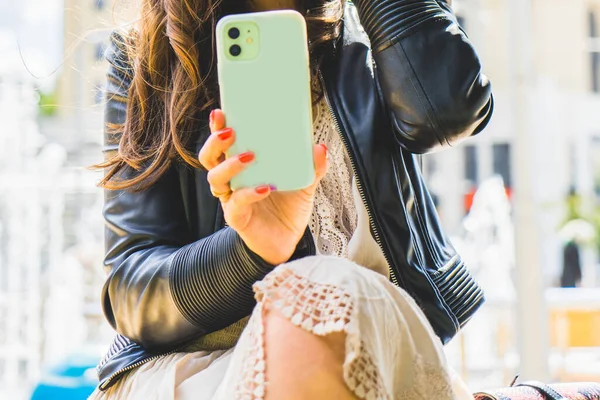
left=345, top=341, right=389, bottom=400
left=256, top=268, right=355, bottom=335
left=405, top=358, right=456, bottom=399
left=234, top=267, right=390, bottom=400
left=309, top=78, right=358, bottom=258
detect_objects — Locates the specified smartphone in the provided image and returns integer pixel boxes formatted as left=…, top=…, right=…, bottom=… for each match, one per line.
left=216, top=10, right=315, bottom=192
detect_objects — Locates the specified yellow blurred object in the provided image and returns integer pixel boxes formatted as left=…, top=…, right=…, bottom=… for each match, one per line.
left=550, top=308, right=600, bottom=381
left=550, top=309, right=600, bottom=348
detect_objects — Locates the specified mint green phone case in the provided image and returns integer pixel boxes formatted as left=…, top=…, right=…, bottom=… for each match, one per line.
left=216, top=10, right=315, bottom=192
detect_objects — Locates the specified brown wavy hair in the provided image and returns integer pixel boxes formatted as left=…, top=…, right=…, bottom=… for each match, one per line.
left=97, top=0, right=344, bottom=191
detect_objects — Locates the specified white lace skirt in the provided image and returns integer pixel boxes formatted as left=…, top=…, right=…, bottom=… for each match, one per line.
left=89, top=256, right=473, bottom=400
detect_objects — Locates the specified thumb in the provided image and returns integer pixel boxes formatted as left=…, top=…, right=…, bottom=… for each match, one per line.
left=313, top=143, right=328, bottom=182
left=302, top=144, right=328, bottom=195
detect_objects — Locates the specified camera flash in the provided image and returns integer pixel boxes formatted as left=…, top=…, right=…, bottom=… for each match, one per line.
left=246, top=38, right=253, bottom=44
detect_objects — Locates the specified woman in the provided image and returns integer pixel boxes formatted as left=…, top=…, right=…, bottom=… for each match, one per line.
left=92, top=0, right=493, bottom=398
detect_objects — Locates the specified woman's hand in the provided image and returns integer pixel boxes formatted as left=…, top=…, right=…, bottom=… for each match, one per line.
left=199, top=109, right=328, bottom=265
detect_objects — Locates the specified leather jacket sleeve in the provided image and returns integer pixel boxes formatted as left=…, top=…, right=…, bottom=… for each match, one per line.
left=101, top=32, right=313, bottom=350
left=352, top=0, right=494, bottom=153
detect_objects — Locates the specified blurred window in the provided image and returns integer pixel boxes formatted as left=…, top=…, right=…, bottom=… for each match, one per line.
left=492, top=143, right=512, bottom=188
left=464, top=144, right=478, bottom=185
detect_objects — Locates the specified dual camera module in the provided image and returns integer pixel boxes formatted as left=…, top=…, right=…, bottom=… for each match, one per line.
left=228, top=28, right=242, bottom=57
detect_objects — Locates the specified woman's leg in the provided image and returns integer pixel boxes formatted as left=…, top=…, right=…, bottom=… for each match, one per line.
left=263, top=308, right=358, bottom=399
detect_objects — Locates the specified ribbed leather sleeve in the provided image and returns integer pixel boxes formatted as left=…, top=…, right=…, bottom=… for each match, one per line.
left=169, top=228, right=278, bottom=329
left=352, top=0, right=447, bottom=51
left=170, top=227, right=314, bottom=329
left=431, top=259, right=484, bottom=328
left=349, top=0, right=494, bottom=153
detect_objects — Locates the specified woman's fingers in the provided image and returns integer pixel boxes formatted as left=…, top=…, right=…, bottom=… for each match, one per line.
left=202, top=109, right=327, bottom=206
left=199, top=109, right=234, bottom=170
left=199, top=127, right=235, bottom=170
left=209, top=109, right=226, bottom=132
left=207, top=151, right=256, bottom=198
left=226, top=184, right=275, bottom=211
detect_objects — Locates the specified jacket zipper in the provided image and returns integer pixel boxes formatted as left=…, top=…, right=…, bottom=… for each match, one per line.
left=318, top=71, right=400, bottom=288
left=98, top=346, right=183, bottom=390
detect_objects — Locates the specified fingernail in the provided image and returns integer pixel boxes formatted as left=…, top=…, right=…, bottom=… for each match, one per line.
left=321, top=143, right=329, bottom=160
left=255, top=185, right=270, bottom=194
left=238, top=151, right=255, bottom=164
left=209, top=110, right=216, bottom=126
left=216, top=128, right=233, bottom=141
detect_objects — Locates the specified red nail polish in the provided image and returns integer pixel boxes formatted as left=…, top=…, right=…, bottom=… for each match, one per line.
left=216, top=128, right=233, bottom=141
left=209, top=110, right=216, bottom=126
left=238, top=152, right=255, bottom=164
left=255, top=185, right=270, bottom=194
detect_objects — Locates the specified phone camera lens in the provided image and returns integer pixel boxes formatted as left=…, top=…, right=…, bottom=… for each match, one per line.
left=228, top=27, right=240, bottom=39
left=229, top=44, right=241, bottom=57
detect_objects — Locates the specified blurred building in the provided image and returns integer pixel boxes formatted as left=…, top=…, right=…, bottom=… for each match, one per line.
left=0, top=30, right=82, bottom=398
left=427, top=0, right=600, bottom=287
left=0, top=1, right=135, bottom=398
left=42, top=0, right=136, bottom=353
left=0, top=31, right=46, bottom=399
left=39, top=0, right=137, bottom=362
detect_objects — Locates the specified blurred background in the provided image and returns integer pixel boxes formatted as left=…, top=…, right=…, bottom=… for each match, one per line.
left=0, top=0, right=599, bottom=398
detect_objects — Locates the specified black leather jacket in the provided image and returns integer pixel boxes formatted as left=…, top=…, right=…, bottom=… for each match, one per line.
left=97, top=0, right=493, bottom=390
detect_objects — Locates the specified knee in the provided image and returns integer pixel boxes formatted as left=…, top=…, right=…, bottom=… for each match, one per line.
left=262, top=307, right=349, bottom=397
left=264, top=306, right=346, bottom=359
left=254, top=258, right=356, bottom=337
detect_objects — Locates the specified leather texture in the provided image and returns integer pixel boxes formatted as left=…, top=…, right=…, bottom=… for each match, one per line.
left=352, top=0, right=493, bottom=153
left=475, top=382, right=600, bottom=400
left=97, top=0, right=493, bottom=390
